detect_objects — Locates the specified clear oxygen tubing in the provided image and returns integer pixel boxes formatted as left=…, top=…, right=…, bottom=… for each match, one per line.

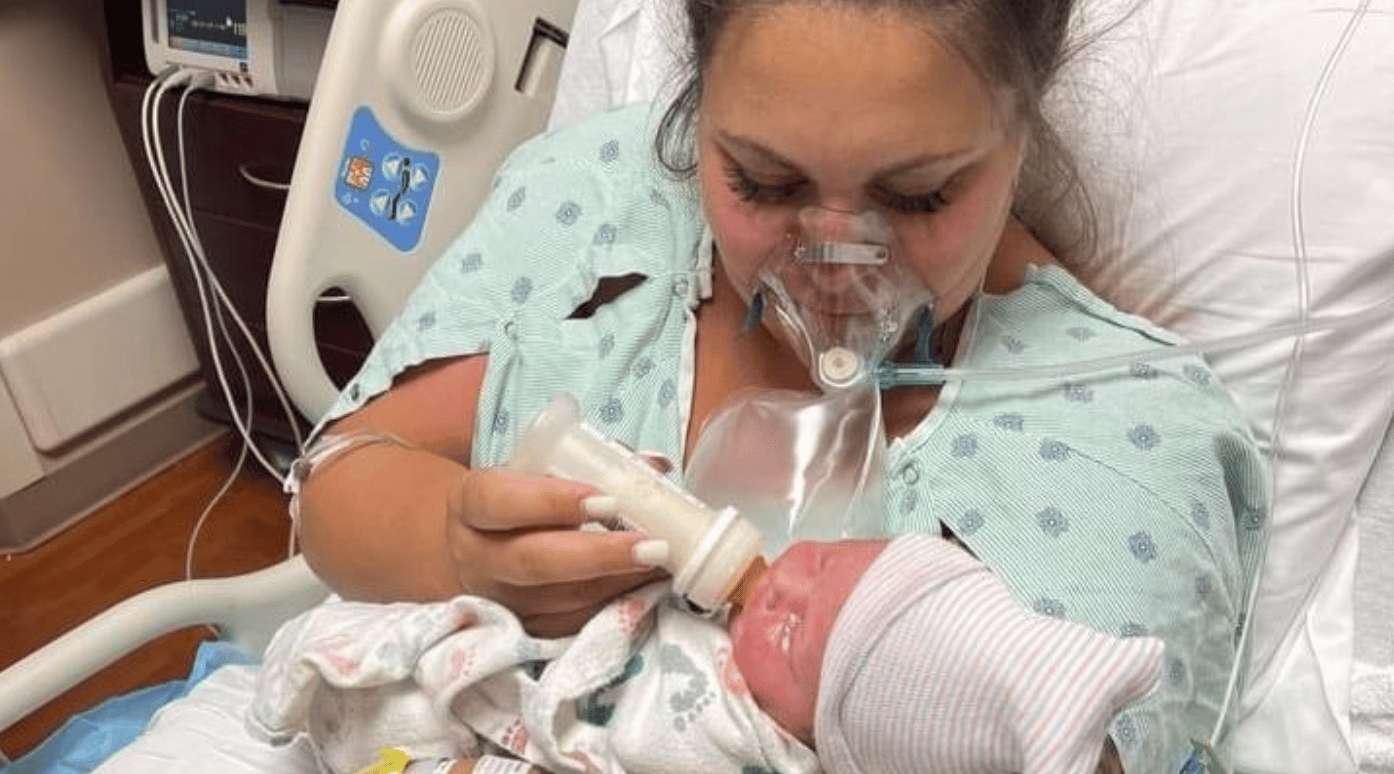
left=1208, top=0, right=1375, bottom=745
left=874, top=296, right=1393, bottom=388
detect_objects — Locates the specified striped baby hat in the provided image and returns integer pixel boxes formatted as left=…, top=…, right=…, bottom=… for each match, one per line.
left=814, top=534, right=1164, bottom=774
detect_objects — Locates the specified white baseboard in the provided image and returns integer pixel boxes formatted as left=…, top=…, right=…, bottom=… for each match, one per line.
left=0, top=373, right=43, bottom=498
left=0, top=266, right=199, bottom=453
left=0, top=383, right=226, bottom=554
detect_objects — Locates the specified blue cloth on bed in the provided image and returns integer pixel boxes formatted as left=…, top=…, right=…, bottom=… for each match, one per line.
left=1, top=640, right=256, bottom=774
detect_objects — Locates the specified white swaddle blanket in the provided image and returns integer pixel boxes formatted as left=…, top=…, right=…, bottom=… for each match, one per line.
left=248, top=582, right=817, bottom=774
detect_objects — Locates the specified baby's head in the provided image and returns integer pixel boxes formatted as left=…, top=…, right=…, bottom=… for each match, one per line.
left=726, top=539, right=887, bottom=742
left=728, top=535, right=1165, bottom=774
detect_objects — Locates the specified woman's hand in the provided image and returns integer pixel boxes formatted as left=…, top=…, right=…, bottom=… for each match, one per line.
left=296, top=356, right=664, bottom=633
left=445, top=467, right=667, bottom=638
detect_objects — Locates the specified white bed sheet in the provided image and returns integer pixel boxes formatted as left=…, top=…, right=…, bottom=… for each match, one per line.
left=1353, top=425, right=1394, bottom=772
left=89, top=664, right=315, bottom=774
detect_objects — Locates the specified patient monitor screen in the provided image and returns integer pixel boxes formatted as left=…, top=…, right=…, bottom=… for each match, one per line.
left=167, top=0, right=247, bottom=61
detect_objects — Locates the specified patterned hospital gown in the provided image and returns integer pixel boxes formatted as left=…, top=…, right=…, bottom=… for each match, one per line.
left=317, top=102, right=1268, bottom=774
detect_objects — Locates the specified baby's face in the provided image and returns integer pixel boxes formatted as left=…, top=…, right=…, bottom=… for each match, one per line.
left=727, top=539, right=887, bottom=744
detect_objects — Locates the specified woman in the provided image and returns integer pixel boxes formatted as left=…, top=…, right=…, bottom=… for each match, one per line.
left=293, top=1, right=1264, bottom=771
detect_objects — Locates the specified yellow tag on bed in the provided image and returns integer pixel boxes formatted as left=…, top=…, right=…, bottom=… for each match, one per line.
left=354, top=748, right=410, bottom=774
left=1179, top=739, right=1231, bottom=774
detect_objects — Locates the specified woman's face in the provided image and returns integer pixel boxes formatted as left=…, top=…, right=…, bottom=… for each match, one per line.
left=696, top=4, right=1025, bottom=327
left=727, top=539, right=886, bottom=744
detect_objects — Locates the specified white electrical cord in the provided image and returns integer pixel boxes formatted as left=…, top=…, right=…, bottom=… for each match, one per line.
left=141, top=67, right=309, bottom=573
left=178, top=73, right=257, bottom=585
left=141, top=69, right=305, bottom=472
left=168, top=73, right=307, bottom=456
left=146, top=73, right=278, bottom=478
left=184, top=377, right=251, bottom=583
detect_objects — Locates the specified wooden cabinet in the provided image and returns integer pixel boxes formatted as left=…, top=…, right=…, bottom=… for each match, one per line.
left=103, top=2, right=369, bottom=453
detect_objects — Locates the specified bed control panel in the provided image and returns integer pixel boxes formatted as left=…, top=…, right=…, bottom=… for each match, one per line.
left=269, top=0, right=580, bottom=420
left=335, top=106, right=440, bottom=252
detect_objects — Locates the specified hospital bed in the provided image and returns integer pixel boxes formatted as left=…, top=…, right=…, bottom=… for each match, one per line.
left=2, top=0, right=1393, bottom=772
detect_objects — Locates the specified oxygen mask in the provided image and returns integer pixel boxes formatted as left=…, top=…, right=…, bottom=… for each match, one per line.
left=687, top=207, right=934, bottom=552
left=750, top=207, right=935, bottom=389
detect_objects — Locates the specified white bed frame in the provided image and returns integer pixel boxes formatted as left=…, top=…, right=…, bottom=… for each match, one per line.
left=0, top=556, right=326, bottom=733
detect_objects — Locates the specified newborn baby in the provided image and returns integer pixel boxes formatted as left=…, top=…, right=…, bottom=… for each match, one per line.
left=260, top=535, right=1159, bottom=774
left=728, top=535, right=1162, bottom=774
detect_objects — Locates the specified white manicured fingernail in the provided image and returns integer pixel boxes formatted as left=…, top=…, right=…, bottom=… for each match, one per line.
left=583, top=495, right=618, bottom=519
left=631, top=540, right=670, bottom=567
left=636, top=450, right=674, bottom=473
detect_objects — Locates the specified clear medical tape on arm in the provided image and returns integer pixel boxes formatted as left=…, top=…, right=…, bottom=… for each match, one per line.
left=285, top=430, right=412, bottom=527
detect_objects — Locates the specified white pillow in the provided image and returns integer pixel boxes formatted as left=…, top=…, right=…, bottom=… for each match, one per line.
left=1051, top=3, right=1394, bottom=772
left=551, top=2, right=1394, bottom=772
left=547, top=0, right=683, bottom=131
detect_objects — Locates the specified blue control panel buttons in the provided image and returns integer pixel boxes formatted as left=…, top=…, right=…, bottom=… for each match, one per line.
left=335, top=106, right=440, bottom=252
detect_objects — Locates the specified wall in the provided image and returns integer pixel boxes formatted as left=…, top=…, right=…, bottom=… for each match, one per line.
left=0, top=0, right=158, bottom=330
left=0, top=0, right=222, bottom=551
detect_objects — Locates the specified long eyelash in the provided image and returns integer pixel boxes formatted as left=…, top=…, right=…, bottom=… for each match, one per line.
left=723, top=166, right=761, bottom=200
left=723, top=162, right=947, bottom=213
left=724, top=165, right=804, bottom=204
left=878, top=187, right=949, bottom=214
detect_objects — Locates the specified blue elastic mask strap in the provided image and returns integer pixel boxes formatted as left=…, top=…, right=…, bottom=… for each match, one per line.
left=913, top=305, right=940, bottom=365
left=740, top=289, right=766, bottom=336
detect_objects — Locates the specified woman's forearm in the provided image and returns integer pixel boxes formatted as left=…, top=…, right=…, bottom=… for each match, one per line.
left=296, top=440, right=468, bottom=602
left=288, top=355, right=663, bottom=630
left=293, top=357, right=486, bottom=601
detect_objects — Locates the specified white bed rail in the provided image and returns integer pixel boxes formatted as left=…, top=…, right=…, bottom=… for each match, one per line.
left=268, top=0, right=579, bottom=421
left=0, top=554, right=327, bottom=733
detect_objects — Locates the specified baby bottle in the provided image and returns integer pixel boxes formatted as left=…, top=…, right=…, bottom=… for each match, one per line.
left=509, top=394, right=768, bottom=612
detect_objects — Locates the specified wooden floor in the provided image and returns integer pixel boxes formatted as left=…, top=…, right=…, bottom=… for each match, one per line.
left=0, top=433, right=292, bottom=759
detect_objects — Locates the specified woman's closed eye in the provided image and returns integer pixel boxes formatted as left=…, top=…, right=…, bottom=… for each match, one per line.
left=725, top=165, right=807, bottom=205
left=872, top=185, right=949, bottom=214
left=724, top=164, right=950, bottom=214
